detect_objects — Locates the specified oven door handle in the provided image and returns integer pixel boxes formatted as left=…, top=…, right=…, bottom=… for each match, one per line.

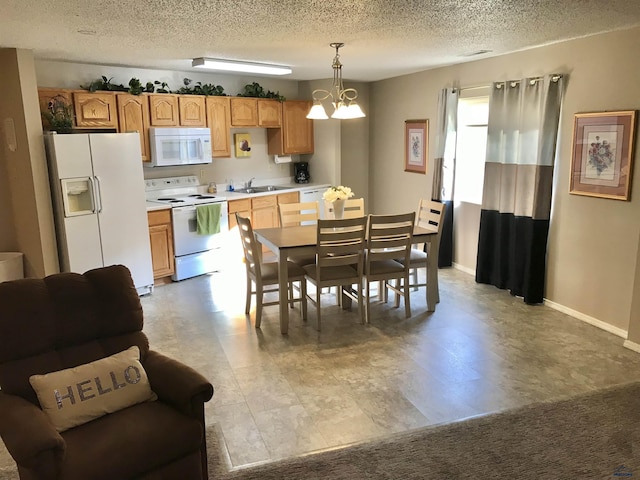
left=173, top=206, right=197, bottom=214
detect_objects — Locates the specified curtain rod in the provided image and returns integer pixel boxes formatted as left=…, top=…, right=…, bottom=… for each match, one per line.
left=494, top=74, right=564, bottom=88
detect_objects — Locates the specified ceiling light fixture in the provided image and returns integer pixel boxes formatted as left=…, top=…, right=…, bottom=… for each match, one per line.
left=306, top=43, right=365, bottom=120
left=192, top=57, right=292, bottom=76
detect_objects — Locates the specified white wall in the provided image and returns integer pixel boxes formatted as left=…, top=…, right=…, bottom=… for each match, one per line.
left=369, top=26, right=640, bottom=335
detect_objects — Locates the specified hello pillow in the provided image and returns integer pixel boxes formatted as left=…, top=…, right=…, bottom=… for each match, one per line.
left=29, top=346, right=157, bottom=432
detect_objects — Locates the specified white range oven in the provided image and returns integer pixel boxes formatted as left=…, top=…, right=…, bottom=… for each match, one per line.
left=145, top=175, right=229, bottom=281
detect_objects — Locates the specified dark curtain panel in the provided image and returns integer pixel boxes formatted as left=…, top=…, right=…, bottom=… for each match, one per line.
left=475, top=75, right=563, bottom=304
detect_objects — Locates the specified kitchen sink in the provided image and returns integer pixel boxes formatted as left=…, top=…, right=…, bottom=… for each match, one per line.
left=235, top=185, right=293, bottom=194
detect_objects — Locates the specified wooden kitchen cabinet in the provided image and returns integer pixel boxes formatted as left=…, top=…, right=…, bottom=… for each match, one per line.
left=206, top=96, right=232, bottom=158
left=267, top=100, right=314, bottom=155
left=147, top=209, right=175, bottom=279
left=116, top=93, right=151, bottom=162
left=178, top=95, right=207, bottom=127
left=251, top=195, right=278, bottom=230
left=38, top=88, right=75, bottom=130
left=73, top=91, right=118, bottom=129
left=257, top=99, right=282, bottom=127
left=228, top=198, right=251, bottom=230
left=230, top=97, right=258, bottom=127
left=149, top=94, right=179, bottom=126
left=276, top=191, right=300, bottom=226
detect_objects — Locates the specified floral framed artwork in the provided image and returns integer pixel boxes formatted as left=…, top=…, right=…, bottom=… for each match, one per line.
left=234, top=133, right=252, bottom=158
left=569, top=110, right=637, bottom=201
left=405, top=119, right=428, bottom=174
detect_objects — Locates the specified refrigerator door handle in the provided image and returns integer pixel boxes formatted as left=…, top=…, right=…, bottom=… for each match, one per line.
left=94, top=176, right=103, bottom=213
left=86, top=176, right=97, bottom=214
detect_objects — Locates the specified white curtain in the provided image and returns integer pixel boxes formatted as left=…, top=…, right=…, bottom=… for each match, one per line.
left=432, top=88, right=458, bottom=267
left=476, top=74, right=564, bottom=303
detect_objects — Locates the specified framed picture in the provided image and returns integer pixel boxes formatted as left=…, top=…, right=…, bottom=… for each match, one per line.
left=234, top=133, right=252, bottom=158
left=569, top=110, right=637, bottom=201
left=405, top=119, right=428, bottom=174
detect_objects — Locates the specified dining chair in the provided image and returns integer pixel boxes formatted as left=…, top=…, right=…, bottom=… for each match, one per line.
left=324, top=197, right=365, bottom=219
left=303, top=216, right=367, bottom=331
left=279, top=200, right=320, bottom=227
left=396, top=199, right=445, bottom=296
left=236, top=213, right=307, bottom=328
left=364, top=212, right=415, bottom=323
left=277, top=200, right=325, bottom=302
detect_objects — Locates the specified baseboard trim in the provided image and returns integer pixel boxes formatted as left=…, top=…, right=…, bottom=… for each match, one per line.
left=543, top=298, right=628, bottom=339
left=449, top=264, right=634, bottom=345
left=452, top=263, right=475, bottom=276
left=623, top=340, right=640, bottom=353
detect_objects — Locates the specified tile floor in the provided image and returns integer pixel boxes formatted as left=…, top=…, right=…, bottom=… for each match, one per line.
left=141, top=265, right=640, bottom=468
left=2, top=265, right=640, bottom=472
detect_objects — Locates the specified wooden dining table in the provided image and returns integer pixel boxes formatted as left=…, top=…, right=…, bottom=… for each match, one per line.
left=254, top=224, right=441, bottom=334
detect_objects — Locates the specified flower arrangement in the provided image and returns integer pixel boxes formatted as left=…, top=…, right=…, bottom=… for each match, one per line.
left=322, top=185, right=354, bottom=202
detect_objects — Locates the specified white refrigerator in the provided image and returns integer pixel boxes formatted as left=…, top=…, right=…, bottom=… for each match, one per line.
left=45, top=132, right=154, bottom=295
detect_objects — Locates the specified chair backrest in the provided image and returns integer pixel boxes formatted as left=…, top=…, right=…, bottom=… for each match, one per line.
left=279, top=201, right=320, bottom=227
left=236, top=213, right=261, bottom=279
left=0, top=265, right=148, bottom=405
left=366, top=212, right=416, bottom=266
left=315, top=216, right=367, bottom=280
left=417, top=199, right=445, bottom=233
left=324, top=197, right=365, bottom=219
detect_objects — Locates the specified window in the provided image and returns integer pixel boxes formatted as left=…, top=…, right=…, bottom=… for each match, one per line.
left=454, top=94, right=489, bottom=205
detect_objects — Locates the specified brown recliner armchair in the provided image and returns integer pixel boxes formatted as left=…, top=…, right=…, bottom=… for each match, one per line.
left=0, top=265, right=214, bottom=480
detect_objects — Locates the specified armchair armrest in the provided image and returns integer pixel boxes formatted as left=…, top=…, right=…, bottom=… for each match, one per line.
left=144, top=350, right=214, bottom=416
left=0, top=392, right=65, bottom=467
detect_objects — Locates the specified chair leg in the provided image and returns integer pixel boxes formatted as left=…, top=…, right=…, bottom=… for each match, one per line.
left=289, top=283, right=294, bottom=308
left=255, top=284, right=263, bottom=328
left=404, top=277, right=411, bottom=318
left=301, top=279, right=308, bottom=322
left=365, top=280, right=371, bottom=324
left=393, top=278, right=401, bottom=308
left=411, top=268, right=418, bottom=291
left=358, top=281, right=365, bottom=325
left=245, top=276, right=252, bottom=315
left=315, top=284, right=322, bottom=331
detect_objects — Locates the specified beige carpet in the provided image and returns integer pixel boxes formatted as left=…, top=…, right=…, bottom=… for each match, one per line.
left=3, top=381, right=640, bottom=479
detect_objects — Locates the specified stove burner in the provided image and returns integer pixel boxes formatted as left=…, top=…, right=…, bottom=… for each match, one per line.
left=169, top=199, right=185, bottom=203
left=188, top=194, right=217, bottom=199
left=157, top=197, right=176, bottom=201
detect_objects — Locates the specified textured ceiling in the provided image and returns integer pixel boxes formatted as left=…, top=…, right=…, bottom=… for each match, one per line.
left=3, top=0, right=640, bottom=81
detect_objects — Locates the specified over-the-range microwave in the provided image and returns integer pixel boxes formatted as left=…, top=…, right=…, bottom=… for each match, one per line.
left=148, top=127, right=212, bottom=167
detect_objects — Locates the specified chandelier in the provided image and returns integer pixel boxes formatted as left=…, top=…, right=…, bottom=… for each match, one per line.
left=306, top=43, right=366, bottom=120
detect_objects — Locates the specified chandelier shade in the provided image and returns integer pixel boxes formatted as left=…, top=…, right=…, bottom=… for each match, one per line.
left=306, top=43, right=366, bottom=120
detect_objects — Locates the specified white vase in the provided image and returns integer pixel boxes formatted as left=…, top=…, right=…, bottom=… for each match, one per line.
left=333, top=199, right=345, bottom=219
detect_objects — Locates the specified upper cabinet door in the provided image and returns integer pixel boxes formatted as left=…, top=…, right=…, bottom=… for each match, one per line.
left=257, top=99, right=282, bottom=127
left=283, top=101, right=314, bottom=154
left=206, top=96, right=232, bottom=158
left=38, top=88, right=75, bottom=130
left=178, top=96, right=207, bottom=127
left=116, top=93, right=151, bottom=162
left=73, top=92, right=118, bottom=129
left=230, top=97, right=258, bottom=127
left=267, top=100, right=314, bottom=155
left=149, top=94, right=179, bottom=126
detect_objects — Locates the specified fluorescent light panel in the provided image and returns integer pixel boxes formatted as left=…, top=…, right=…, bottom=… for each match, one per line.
left=192, top=57, right=292, bottom=76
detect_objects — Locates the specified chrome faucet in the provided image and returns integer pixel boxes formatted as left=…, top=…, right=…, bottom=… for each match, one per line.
left=245, top=177, right=255, bottom=188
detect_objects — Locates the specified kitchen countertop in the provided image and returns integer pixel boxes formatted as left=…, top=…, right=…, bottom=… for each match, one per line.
left=145, top=183, right=330, bottom=211
left=222, top=182, right=330, bottom=201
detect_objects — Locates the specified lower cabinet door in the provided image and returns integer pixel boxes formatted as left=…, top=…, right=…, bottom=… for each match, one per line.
left=149, top=223, right=175, bottom=279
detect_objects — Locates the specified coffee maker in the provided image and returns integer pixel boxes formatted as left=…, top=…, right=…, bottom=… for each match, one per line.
left=294, top=162, right=310, bottom=183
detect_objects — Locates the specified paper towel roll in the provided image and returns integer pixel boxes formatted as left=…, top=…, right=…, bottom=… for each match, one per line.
left=274, top=155, right=293, bottom=164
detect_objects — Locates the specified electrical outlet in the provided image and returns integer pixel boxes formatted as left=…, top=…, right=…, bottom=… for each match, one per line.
left=199, top=169, right=206, bottom=180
